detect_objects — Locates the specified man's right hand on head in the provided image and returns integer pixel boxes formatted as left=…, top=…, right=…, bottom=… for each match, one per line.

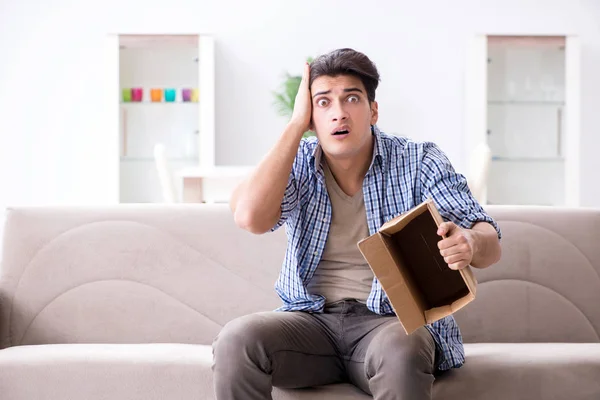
left=289, top=62, right=313, bottom=134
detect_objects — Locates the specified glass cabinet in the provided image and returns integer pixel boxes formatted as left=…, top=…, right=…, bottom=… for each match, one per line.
left=465, top=35, right=580, bottom=206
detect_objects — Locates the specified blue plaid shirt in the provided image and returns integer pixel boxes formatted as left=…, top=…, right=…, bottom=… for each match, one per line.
left=271, top=125, right=501, bottom=371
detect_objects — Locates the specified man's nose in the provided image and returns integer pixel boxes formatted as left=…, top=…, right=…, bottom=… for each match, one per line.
left=331, top=101, right=349, bottom=122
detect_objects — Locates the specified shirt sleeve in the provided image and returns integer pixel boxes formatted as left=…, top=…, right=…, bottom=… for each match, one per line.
left=419, top=142, right=501, bottom=239
left=270, top=169, right=299, bottom=232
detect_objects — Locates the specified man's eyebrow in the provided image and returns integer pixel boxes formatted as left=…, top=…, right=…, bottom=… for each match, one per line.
left=343, top=87, right=364, bottom=94
left=312, top=90, right=330, bottom=98
left=312, top=87, right=364, bottom=98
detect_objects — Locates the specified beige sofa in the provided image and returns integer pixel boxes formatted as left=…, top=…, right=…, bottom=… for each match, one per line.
left=0, top=204, right=599, bottom=399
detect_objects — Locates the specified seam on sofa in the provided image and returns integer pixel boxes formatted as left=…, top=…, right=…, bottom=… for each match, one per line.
left=8, top=219, right=272, bottom=345
left=495, top=220, right=600, bottom=285
left=476, top=278, right=600, bottom=341
left=16, top=278, right=225, bottom=345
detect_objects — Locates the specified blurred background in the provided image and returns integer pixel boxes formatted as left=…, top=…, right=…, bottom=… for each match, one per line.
left=1, top=0, right=599, bottom=237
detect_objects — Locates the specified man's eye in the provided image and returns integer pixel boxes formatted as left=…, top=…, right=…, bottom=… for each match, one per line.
left=317, top=99, right=329, bottom=107
left=347, top=95, right=359, bottom=103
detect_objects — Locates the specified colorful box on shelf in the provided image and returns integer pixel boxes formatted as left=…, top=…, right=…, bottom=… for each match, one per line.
left=132, top=88, right=143, bottom=102
left=122, top=87, right=197, bottom=103
left=182, top=88, right=199, bottom=102
left=150, top=89, right=163, bottom=102
left=122, top=88, right=143, bottom=102
left=182, top=89, right=192, bottom=102
left=122, top=89, right=132, bottom=102
left=165, top=89, right=176, bottom=102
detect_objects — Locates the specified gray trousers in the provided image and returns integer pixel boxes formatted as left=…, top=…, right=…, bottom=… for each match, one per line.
left=212, top=300, right=437, bottom=400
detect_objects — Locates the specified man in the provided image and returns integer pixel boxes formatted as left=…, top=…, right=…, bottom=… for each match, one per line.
left=213, top=48, right=502, bottom=400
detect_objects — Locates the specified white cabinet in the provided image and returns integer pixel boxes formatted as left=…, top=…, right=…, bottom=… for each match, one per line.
left=107, top=34, right=215, bottom=203
left=487, top=102, right=564, bottom=160
left=465, top=35, right=581, bottom=206
left=487, top=38, right=565, bottom=161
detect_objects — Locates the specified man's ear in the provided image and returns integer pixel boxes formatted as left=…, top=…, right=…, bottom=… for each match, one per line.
left=370, top=101, right=379, bottom=125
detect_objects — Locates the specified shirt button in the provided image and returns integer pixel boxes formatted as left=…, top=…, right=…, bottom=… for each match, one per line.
left=313, top=251, right=318, bottom=256
left=322, top=218, right=327, bottom=222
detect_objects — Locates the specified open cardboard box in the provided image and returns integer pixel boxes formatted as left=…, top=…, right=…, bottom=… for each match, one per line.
left=357, top=199, right=477, bottom=334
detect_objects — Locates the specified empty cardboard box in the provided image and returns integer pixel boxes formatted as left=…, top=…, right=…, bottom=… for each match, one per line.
left=357, top=199, right=477, bottom=334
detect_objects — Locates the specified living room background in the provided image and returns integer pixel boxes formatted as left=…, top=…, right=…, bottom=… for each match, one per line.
left=1, top=0, right=600, bottom=249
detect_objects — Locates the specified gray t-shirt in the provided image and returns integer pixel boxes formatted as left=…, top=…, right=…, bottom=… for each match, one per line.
left=307, top=161, right=374, bottom=304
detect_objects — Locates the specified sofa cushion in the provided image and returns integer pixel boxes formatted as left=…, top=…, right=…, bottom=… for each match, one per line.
left=3, top=342, right=599, bottom=400
left=433, top=343, right=600, bottom=400
left=0, top=343, right=214, bottom=400
left=0, top=343, right=371, bottom=400
left=279, top=343, right=600, bottom=400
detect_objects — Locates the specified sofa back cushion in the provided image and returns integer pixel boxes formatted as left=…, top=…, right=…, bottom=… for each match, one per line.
left=0, top=205, right=286, bottom=348
left=2, top=204, right=599, bottom=348
left=454, top=206, right=600, bottom=343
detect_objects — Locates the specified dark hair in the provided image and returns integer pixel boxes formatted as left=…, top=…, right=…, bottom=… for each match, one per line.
left=309, top=48, right=380, bottom=103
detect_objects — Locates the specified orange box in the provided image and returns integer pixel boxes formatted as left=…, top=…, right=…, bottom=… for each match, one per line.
left=150, top=89, right=163, bottom=102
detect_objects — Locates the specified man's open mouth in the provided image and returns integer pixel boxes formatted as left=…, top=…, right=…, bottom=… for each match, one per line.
left=331, top=126, right=350, bottom=135
left=333, top=129, right=349, bottom=135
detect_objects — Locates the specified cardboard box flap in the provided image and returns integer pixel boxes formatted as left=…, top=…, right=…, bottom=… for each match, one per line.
left=424, top=305, right=453, bottom=324
left=358, top=233, right=426, bottom=334
left=424, top=291, right=475, bottom=324
left=459, top=265, right=477, bottom=296
left=379, top=200, right=432, bottom=236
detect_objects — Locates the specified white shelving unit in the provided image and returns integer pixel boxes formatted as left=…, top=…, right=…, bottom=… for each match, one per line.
left=465, top=35, right=581, bottom=206
left=106, top=34, right=216, bottom=203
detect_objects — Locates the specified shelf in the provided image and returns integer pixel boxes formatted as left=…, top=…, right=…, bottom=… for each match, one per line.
left=177, top=165, right=255, bottom=178
left=488, top=100, right=564, bottom=106
left=492, top=156, right=564, bottom=162
left=120, top=156, right=197, bottom=162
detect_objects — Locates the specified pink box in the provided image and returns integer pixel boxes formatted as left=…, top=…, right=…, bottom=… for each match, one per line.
left=132, top=88, right=143, bottom=102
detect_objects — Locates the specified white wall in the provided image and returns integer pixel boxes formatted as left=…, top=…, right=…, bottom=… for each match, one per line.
left=1, top=0, right=600, bottom=213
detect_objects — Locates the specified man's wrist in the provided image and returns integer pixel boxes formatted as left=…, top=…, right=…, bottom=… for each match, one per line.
left=286, top=121, right=309, bottom=137
left=469, top=229, right=482, bottom=264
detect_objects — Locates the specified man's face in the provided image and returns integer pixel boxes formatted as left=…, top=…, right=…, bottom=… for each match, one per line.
left=310, top=74, right=378, bottom=161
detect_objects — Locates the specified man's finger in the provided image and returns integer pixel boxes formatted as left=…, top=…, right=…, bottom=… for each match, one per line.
left=448, top=261, right=468, bottom=271
left=437, top=222, right=454, bottom=237
left=438, top=238, right=451, bottom=251
left=438, top=233, right=463, bottom=250
left=444, top=253, right=467, bottom=265
left=439, top=243, right=463, bottom=257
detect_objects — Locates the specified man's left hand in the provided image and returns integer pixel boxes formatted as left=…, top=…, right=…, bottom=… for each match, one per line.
left=437, top=222, right=475, bottom=270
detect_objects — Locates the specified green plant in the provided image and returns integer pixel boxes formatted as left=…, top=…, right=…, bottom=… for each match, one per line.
left=273, top=57, right=315, bottom=138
